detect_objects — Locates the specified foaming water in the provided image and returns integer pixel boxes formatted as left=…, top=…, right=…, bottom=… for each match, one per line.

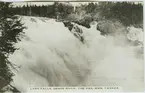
left=8, top=16, right=144, bottom=92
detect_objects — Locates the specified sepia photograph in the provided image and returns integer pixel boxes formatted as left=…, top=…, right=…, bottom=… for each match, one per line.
left=0, top=0, right=144, bottom=92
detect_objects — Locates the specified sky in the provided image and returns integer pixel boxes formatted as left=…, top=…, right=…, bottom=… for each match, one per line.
left=12, top=2, right=93, bottom=7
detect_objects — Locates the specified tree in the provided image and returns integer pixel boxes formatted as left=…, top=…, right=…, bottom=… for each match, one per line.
left=0, top=2, right=25, bottom=92
left=99, top=2, right=143, bottom=27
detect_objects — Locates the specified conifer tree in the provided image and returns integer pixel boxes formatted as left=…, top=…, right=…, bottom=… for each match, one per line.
left=0, top=2, right=25, bottom=92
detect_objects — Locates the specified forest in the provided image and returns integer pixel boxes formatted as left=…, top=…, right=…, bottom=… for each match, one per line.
left=11, top=2, right=143, bottom=28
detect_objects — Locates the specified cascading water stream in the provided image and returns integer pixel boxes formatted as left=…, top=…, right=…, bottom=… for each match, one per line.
left=8, top=16, right=143, bottom=92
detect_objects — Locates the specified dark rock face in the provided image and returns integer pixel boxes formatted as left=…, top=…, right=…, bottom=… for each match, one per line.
left=30, top=18, right=37, bottom=23
left=74, top=21, right=91, bottom=28
left=71, top=25, right=84, bottom=43
left=63, top=21, right=74, bottom=31
left=63, top=21, right=85, bottom=43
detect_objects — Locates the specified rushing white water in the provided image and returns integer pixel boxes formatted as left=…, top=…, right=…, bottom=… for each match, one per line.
left=127, top=26, right=143, bottom=42
left=8, top=16, right=144, bottom=92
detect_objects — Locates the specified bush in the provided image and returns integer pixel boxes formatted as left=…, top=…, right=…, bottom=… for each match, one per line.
left=97, top=20, right=127, bottom=36
left=66, top=13, right=81, bottom=22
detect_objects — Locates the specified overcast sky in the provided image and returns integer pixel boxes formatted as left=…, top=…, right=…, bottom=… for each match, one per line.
left=12, top=2, right=94, bottom=7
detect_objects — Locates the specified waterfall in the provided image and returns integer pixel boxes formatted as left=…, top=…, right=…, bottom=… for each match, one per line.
left=8, top=16, right=143, bottom=92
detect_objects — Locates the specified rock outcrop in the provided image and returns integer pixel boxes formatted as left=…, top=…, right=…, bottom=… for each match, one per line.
left=63, top=21, right=85, bottom=43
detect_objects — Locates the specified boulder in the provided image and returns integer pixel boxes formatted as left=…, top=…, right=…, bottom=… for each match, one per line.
left=63, top=21, right=85, bottom=43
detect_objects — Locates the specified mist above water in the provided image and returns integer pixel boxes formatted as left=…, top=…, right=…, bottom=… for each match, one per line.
left=8, top=16, right=144, bottom=92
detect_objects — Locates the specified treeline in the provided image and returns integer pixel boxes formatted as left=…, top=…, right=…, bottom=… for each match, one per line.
left=99, top=2, right=143, bottom=27
left=67, top=2, right=143, bottom=28
left=77, top=2, right=143, bottom=27
left=12, top=2, right=74, bottom=19
left=11, top=2, right=143, bottom=28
